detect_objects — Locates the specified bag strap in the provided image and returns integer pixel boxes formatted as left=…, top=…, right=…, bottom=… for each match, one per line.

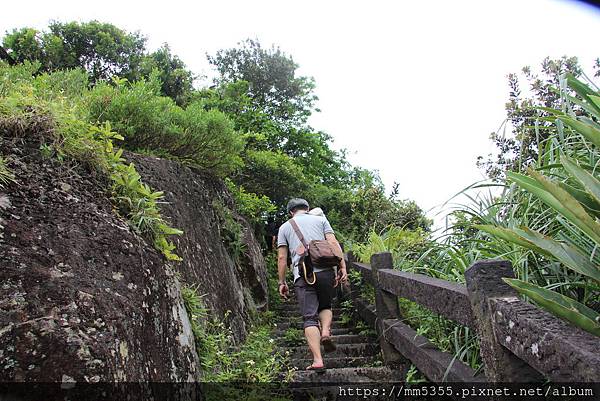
left=289, top=219, right=309, bottom=249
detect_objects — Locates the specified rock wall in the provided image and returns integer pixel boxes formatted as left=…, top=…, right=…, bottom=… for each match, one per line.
left=128, top=153, right=268, bottom=342
left=0, top=120, right=199, bottom=385
left=0, top=118, right=268, bottom=388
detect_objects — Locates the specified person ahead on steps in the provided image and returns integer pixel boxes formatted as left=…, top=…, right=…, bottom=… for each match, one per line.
left=277, top=198, right=348, bottom=372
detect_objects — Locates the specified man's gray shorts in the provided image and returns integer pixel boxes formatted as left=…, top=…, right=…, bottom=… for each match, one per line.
left=294, top=269, right=336, bottom=329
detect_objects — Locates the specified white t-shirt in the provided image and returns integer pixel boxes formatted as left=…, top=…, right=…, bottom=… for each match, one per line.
left=277, top=213, right=335, bottom=283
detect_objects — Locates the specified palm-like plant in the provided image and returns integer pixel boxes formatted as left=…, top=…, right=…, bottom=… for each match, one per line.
left=478, top=74, right=600, bottom=336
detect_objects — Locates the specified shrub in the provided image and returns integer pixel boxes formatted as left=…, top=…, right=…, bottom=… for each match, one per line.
left=225, top=178, right=276, bottom=225
left=0, top=63, right=182, bottom=260
left=86, top=74, right=244, bottom=176
left=181, top=284, right=292, bottom=400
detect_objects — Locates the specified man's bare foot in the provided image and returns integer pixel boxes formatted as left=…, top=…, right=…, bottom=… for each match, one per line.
left=306, top=359, right=325, bottom=372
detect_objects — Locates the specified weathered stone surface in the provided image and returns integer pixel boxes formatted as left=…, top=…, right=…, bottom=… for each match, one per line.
left=0, top=130, right=199, bottom=387
left=465, top=260, right=542, bottom=382
left=128, top=153, right=267, bottom=342
left=274, top=320, right=351, bottom=331
left=289, top=356, right=376, bottom=369
left=355, top=298, right=377, bottom=329
left=491, top=297, right=600, bottom=382
left=371, top=252, right=407, bottom=367
left=283, top=343, right=379, bottom=360
left=275, top=327, right=353, bottom=338
left=382, top=319, right=483, bottom=382
left=291, top=366, right=405, bottom=384
left=378, top=269, right=474, bottom=329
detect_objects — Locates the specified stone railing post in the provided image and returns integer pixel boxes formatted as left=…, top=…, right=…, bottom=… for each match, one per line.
left=371, top=252, right=407, bottom=367
left=342, top=251, right=358, bottom=301
left=465, top=260, right=542, bottom=382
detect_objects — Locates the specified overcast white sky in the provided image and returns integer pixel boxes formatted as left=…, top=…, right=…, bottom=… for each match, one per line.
left=3, top=0, right=600, bottom=228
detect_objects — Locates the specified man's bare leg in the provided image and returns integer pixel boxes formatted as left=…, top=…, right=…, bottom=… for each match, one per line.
left=304, top=326, right=323, bottom=367
left=319, top=309, right=333, bottom=337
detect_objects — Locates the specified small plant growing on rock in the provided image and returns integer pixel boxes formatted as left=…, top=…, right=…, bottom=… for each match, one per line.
left=282, top=328, right=303, bottom=347
left=0, top=157, right=15, bottom=188
left=213, top=199, right=246, bottom=262
left=0, top=64, right=183, bottom=261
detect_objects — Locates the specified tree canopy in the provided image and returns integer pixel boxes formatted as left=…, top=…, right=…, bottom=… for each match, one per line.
left=1, top=22, right=432, bottom=243
left=478, top=56, right=589, bottom=180
left=208, top=39, right=318, bottom=127
left=1, top=21, right=195, bottom=104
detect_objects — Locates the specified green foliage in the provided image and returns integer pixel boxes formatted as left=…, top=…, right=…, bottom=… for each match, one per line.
left=0, top=62, right=182, bottom=260
left=208, top=39, right=318, bottom=127
left=405, top=365, right=427, bottom=384
left=353, top=226, right=429, bottom=265
left=3, top=24, right=431, bottom=243
left=237, top=149, right=308, bottom=208
left=478, top=56, right=583, bottom=180
left=225, top=178, right=276, bottom=225
left=476, top=74, right=600, bottom=336
left=86, top=75, right=244, bottom=176
left=201, top=40, right=431, bottom=240
left=282, top=328, right=303, bottom=347
left=348, top=270, right=375, bottom=305
left=181, top=284, right=292, bottom=400
left=3, top=21, right=146, bottom=83
left=139, top=44, right=195, bottom=105
left=351, top=185, right=431, bottom=238
left=109, top=150, right=183, bottom=261
left=2, top=21, right=196, bottom=104
left=354, top=320, right=376, bottom=337
left=399, top=298, right=482, bottom=373
left=265, top=253, right=284, bottom=308
left=213, top=199, right=246, bottom=262
left=0, top=157, right=16, bottom=188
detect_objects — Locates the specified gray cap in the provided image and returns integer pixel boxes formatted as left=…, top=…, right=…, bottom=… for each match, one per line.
left=286, top=198, right=309, bottom=213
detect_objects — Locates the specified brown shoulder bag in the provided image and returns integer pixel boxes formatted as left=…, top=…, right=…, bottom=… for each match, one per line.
left=289, top=219, right=342, bottom=284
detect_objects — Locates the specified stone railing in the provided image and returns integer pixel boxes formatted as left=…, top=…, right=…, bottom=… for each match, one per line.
left=341, top=252, right=600, bottom=382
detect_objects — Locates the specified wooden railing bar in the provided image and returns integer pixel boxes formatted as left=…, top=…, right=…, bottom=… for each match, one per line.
left=378, top=269, right=475, bottom=329
left=342, top=252, right=600, bottom=383
left=354, top=297, right=377, bottom=329
left=382, top=319, right=484, bottom=383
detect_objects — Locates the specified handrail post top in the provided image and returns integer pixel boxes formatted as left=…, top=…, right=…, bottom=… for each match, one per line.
left=465, top=259, right=516, bottom=298
left=370, top=252, right=393, bottom=271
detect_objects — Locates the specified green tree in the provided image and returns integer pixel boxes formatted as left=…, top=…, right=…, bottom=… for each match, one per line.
left=237, top=149, right=309, bottom=208
left=139, top=44, right=195, bottom=105
left=2, top=21, right=196, bottom=104
left=208, top=39, right=318, bottom=127
left=3, top=21, right=147, bottom=83
left=478, top=56, right=585, bottom=180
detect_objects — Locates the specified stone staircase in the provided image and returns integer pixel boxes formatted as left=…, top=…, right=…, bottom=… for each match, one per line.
left=271, top=294, right=405, bottom=399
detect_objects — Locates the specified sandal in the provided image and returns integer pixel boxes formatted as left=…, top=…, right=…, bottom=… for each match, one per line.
left=320, top=336, right=336, bottom=353
left=306, top=363, right=326, bottom=373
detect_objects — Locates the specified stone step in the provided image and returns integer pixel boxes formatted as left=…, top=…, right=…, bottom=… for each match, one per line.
left=274, top=320, right=351, bottom=331
left=274, top=327, right=354, bottom=337
left=282, top=343, right=380, bottom=360
left=279, top=334, right=374, bottom=346
left=291, top=366, right=405, bottom=384
left=288, top=356, right=379, bottom=370
left=273, top=316, right=347, bottom=325
left=273, top=308, right=345, bottom=316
